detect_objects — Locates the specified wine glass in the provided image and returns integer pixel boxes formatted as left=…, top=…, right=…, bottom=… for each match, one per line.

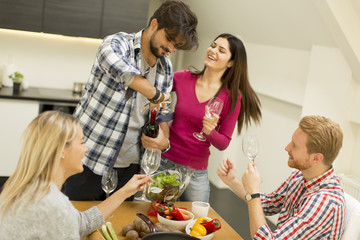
left=193, top=97, right=224, bottom=141
left=242, top=134, right=260, bottom=163
left=135, top=148, right=161, bottom=201
left=101, top=168, right=118, bottom=199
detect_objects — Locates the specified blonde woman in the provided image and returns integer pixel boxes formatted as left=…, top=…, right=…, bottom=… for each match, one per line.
left=0, top=111, right=150, bottom=239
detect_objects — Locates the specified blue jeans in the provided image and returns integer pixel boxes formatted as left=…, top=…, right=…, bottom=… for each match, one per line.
left=159, top=158, right=210, bottom=203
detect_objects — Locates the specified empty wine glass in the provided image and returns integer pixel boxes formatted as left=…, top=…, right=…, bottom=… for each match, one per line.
left=242, top=134, right=260, bottom=163
left=101, top=168, right=118, bottom=199
left=135, top=149, right=161, bottom=201
left=193, top=97, right=224, bottom=141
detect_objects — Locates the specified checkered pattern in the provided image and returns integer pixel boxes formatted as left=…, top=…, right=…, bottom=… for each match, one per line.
left=74, top=30, right=173, bottom=175
left=255, top=167, right=345, bottom=239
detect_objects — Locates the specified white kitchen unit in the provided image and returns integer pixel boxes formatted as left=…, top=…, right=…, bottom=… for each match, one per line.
left=0, top=99, right=39, bottom=176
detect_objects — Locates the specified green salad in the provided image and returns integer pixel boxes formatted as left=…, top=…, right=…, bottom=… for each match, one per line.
left=147, top=172, right=182, bottom=202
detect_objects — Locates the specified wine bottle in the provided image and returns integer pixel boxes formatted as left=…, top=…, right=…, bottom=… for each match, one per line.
left=143, top=109, right=159, bottom=138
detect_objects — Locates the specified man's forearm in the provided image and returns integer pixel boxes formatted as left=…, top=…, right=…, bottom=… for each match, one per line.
left=247, top=199, right=267, bottom=238
left=229, top=178, right=247, bottom=201
left=128, top=75, right=156, bottom=99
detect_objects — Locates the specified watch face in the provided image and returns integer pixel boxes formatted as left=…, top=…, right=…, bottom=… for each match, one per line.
left=245, top=194, right=251, bottom=201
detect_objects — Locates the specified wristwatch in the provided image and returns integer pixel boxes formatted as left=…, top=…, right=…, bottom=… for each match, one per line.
left=245, top=193, right=260, bottom=201
left=161, top=138, right=171, bottom=153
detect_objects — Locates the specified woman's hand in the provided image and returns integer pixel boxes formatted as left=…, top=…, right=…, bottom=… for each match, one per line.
left=202, top=106, right=220, bottom=135
left=122, top=174, right=152, bottom=198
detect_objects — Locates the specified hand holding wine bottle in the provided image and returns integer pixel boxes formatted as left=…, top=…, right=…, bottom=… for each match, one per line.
left=135, top=109, right=161, bottom=201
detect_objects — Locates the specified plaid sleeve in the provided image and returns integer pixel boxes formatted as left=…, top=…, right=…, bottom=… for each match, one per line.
left=156, top=56, right=173, bottom=117
left=97, top=34, right=141, bottom=86
left=261, top=171, right=299, bottom=215
left=254, top=194, right=344, bottom=240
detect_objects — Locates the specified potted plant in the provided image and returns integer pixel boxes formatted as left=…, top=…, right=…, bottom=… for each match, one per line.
left=8, top=71, right=24, bottom=94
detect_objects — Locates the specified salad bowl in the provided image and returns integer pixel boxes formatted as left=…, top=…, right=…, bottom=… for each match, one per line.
left=146, top=166, right=192, bottom=203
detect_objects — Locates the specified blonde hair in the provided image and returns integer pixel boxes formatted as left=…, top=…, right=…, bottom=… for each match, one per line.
left=299, top=115, right=343, bottom=166
left=0, top=111, right=79, bottom=219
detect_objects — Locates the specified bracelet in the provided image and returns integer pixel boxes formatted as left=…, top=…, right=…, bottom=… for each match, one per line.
left=161, top=137, right=171, bottom=153
left=148, top=88, right=160, bottom=103
left=150, top=92, right=165, bottom=104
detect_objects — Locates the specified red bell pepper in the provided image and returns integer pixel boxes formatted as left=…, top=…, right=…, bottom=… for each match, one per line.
left=147, top=200, right=159, bottom=216
left=169, top=205, right=186, bottom=221
left=200, top=219, right=221, bottom=233
left=147, top=200, right=167, bottom=216
left=156, top=203, right=167, bottom=216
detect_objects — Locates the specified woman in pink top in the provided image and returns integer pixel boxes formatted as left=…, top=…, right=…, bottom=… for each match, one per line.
left=161, top=33, right=262, bottom=202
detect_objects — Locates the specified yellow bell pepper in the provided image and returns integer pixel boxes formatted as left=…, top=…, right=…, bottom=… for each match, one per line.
left=190, top=230, right=202, bottom=237
left=190, top=223, right=207, bottom=236
left=195, top=217, right=209, bottom=225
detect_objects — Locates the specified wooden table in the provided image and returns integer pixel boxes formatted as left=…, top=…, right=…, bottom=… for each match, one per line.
left=72, top=201, right=243, bottom=240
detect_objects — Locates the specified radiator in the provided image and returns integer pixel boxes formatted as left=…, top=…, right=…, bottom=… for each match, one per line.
left=339, top=173, right=360, bottom=201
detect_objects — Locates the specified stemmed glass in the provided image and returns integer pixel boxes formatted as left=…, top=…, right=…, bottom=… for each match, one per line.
left=101, top=168, right=118, bottom=199
left=193, top=97, right=224, bottom=142
left=242, top=134, right=260, bottom=163
left=135, top=149, right=161, bottom=201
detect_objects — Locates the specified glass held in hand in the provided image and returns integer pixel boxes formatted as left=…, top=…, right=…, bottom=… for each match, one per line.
left=193, top=97, right=224, bottom=142
left=242, top=134, right=260, bottom=163
left=135, top=148, right=161, bottom=202
left=101, top=168, right=118, bottom=199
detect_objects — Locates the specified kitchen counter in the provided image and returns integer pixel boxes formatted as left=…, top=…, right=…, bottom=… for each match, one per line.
left=0, top=86, right=81, bottom=105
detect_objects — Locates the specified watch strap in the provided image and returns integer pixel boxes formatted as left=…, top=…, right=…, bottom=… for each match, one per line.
left=251, top=193, right=260, bottom=199
left=245, top=193, right=260, bottom=201
left=161, top=138, right=171, bottom=153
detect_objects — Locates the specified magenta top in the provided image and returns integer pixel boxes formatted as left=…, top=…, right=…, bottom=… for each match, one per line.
left=162, top=70, right=241, bottom=170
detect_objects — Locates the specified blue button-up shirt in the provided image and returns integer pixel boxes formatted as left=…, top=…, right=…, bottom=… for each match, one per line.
left=74, top=30, right=173, bottom=175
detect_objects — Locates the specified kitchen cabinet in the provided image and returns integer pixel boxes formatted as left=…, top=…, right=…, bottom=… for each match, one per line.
left=0, top=0, right=149, bottom=39
left=0, top=0, right=43, bottom=32
left=43, top=0, right=102, bottom=38
left=0, top=99, right=39, bottom=176
left=100, top=0, right=149, bottom=37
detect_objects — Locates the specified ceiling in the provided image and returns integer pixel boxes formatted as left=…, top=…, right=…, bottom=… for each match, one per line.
left=184, top=0, right=337, bottom=51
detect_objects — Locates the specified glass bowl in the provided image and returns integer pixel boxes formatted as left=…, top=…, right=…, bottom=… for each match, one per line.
left=146, top=165, right=192, bottom=203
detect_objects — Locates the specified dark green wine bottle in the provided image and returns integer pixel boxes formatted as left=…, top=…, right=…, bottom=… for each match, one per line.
left=143, top=109, right=159, bottom=138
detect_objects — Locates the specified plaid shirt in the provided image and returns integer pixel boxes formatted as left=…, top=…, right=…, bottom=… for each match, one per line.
left=74, top=30, right=173, bottom=175
left=255, top=167, right=345, bottom=239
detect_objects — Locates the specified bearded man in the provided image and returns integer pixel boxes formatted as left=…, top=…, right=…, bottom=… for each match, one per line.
left=63, top=0, right=198, bottom=201
left=217, top=115, right=345, bottom=239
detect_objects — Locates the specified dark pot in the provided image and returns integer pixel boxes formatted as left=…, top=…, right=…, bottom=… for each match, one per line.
left=13, top=82, right=22, bottom=94
left=141, top=232, right=200, bottom=240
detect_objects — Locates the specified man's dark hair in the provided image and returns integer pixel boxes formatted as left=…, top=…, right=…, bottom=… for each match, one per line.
left=148, top=0, right=198, bottom=50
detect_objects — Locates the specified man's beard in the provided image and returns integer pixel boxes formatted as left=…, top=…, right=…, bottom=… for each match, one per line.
left=150, top=32, right=165, bottom=58
left=288, top=156, right=312, bottom=171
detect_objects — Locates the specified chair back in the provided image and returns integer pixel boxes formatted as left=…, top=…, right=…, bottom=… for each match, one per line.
left=342, top=192, right=360, bottom=240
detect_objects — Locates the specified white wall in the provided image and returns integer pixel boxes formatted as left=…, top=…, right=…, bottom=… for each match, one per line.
left=0, top=29, right=101, bottom=89
left=302, top=45, right=353, bottom=172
